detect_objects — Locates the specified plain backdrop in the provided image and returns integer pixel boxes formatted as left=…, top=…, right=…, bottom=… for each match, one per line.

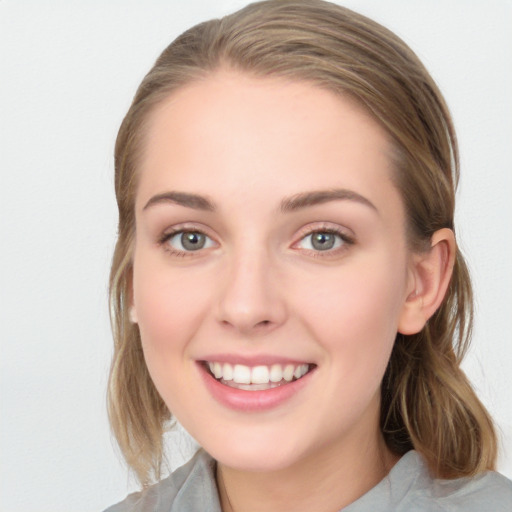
left=1, top=1, right=511, bottom=511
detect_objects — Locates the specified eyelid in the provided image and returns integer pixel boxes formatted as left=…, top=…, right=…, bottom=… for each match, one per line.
left=291, top=222, right=355, bottom=254
left=293, top=222, right=354, bottom=240
left=158, top=223, right=219, bottom=256
left=156, top=221, right=354, bottom=258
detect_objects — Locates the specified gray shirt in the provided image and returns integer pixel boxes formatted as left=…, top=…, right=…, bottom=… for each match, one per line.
left=104, top=449, right=512, bottom=511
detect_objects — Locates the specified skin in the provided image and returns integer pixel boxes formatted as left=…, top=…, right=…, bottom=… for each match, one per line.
left=131, top=70, right=454, bottom=512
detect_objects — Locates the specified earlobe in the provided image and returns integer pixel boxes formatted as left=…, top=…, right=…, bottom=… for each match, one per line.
left=398, top=228, right=456, bottom=335
left=127, top=269, right=138, bottom=324
left=129, top=305, right=138, bottom=324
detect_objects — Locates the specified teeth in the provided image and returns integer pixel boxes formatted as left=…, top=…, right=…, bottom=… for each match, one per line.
left=294, top=364, right=308, bottom=379
left=233, top=364, right=251, bottom=384
left=213, top=362, right=223, bottom=379
left=283, top=364, right=295, bottom=382
left=222, top=363, right=233, bottom=381
left=251, top=365, right=270, bottom=384
left=206, top=362, right=311, bottom=385
left=270, top=364, right=283, bottom=382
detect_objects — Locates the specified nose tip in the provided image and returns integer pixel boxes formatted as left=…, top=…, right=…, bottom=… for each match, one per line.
left=215, top=254, right=286, bottom=335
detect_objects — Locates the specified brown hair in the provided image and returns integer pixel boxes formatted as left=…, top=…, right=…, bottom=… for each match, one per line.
left=108, top=0, right=496, bottom=485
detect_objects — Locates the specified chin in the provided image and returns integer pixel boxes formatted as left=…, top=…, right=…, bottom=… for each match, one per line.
left=202, top=431, right=310, bottom=473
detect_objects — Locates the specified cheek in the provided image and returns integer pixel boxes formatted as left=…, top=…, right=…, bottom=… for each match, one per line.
left=131, top=258, right=216, bottom=414
left=296, top=255, right=406, bottom=376
left=132, top=258, right=212, bottom=358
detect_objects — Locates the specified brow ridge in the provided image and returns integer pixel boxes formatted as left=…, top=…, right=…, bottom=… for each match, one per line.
left=280, top=188, right=377, bottom=213
left=143, top=191, right=216, bottom=212
left=142, top=188, right=377, bottom=214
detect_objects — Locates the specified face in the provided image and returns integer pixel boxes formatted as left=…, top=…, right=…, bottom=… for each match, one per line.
left=131, top=71, right=415, bottom=473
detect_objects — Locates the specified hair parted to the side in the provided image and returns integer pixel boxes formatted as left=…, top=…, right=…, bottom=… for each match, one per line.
left=108, top=0, right=497, bottom=486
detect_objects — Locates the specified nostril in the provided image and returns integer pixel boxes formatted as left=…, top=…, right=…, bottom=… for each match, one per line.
left=220, top=318, right=273, bottom=333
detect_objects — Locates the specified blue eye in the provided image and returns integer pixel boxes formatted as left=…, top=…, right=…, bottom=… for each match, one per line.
left=298, top=231, right=347, bottom=251
left=165, top=231, right=215, bottom=252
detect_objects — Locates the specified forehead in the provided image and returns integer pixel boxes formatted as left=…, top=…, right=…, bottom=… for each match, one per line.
left=136, top=70, right=400, bottom=217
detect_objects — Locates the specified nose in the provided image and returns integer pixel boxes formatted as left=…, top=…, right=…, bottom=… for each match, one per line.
left=215, top=247, right=287, bottom=335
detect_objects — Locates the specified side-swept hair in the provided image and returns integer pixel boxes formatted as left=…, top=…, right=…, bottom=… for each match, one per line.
left=108, top=0, right=496, bottom=485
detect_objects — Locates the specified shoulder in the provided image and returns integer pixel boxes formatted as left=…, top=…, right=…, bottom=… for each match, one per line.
left=102, top=449, right=221, bottom=512
left=428, top=469, right=512, bottom=512
left=344, top=451, right=512, bottom=512
left=390, top=452, right=512, bottom=512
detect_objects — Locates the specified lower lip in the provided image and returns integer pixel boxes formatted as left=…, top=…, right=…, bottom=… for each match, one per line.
left=198, top=363, right=314, bottom=412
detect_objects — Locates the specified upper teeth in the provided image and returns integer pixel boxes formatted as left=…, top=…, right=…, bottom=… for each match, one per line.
left=207, top=362, right=310, bottom=384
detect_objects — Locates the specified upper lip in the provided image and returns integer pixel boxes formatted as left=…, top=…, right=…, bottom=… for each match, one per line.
left=196, top=353, right=314, bottom=366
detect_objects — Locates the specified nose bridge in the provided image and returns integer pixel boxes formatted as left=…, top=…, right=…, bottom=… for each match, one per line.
left=216, top=237, right=286, bottom=333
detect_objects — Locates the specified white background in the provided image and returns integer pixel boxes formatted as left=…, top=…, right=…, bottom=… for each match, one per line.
left=1, top=1, right=511, bottom=511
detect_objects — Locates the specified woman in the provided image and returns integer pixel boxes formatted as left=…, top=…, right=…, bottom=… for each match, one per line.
left=105, top=1, right=512, bottom=510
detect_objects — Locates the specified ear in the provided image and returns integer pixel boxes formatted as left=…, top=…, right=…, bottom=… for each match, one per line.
left=127, top=269, right=138, bottom=324
left=129, top=305, right=138, bottom=324
left=398, top=228, right=456, bottom=335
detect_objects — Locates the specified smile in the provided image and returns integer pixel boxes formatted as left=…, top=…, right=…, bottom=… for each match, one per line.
left=198, top=359, right=316, bottom=411
left=206, top=362, right=312, bottom=390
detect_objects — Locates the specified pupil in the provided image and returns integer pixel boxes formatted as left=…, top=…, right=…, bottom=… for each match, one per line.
left=312, top=232, right=335, bottom=250
left=181, top=232, right=205, bottom=251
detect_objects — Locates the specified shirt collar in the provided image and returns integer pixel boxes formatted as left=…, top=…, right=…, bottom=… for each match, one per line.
left=171, top=449, right=222, bottom=512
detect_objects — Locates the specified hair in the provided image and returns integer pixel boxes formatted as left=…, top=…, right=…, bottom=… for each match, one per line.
left=107, top=0, right=497, bottom=486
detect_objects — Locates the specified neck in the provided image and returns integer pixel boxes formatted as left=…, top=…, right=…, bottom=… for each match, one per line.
left=216, top=431, right=399, bottom=512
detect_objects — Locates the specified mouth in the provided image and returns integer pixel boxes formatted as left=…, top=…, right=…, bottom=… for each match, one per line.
left=202, top=361, right=315, bottom=391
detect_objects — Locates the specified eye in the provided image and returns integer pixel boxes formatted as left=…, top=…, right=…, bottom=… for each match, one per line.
left=296, top=230, right=350, bottom=252
left=164, top=230, right=216, bottom=253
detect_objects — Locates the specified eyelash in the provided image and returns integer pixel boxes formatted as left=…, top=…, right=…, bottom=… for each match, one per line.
left=292, top=226, right=354, bottom=258
left=158, top=225, right=354, bottom=258
left=158, top=227, right=215, bottom=257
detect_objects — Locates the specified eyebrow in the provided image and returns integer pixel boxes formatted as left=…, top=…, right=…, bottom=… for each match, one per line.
left=280, top=189, right=378, bottom=214
left=142, top=188, right=377, bottom=214
left=143, top=191, right=216, bottom=212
